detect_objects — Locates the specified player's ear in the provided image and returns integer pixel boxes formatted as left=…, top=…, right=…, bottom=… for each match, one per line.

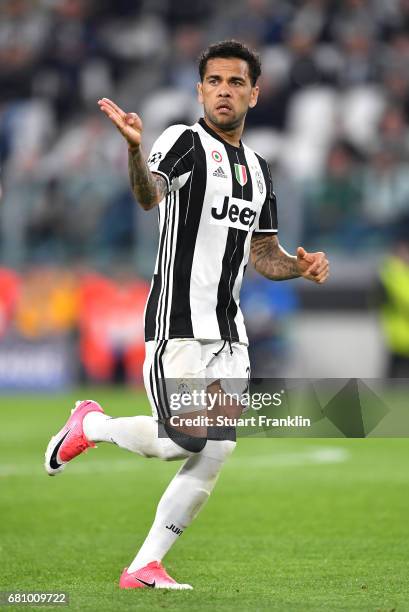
left=248, top=85, right=259, bottom=109
left=197, top=82, right=204, bottom=104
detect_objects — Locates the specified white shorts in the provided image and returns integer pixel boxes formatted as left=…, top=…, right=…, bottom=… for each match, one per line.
left=143, top=338, right=250, bottom=421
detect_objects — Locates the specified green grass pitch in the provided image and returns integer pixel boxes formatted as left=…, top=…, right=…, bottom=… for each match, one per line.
left=1, top=387, right=408, bottom=611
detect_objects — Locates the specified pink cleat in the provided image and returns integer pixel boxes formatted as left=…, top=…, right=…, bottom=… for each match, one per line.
left=44, top=400, right=104, bottom=476
left=119, top=562, right=193, bottom=590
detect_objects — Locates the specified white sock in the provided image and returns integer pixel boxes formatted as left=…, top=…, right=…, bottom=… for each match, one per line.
left=83, top=412, right=190, bottom=461
left=127, top=439, right=236, bottom=572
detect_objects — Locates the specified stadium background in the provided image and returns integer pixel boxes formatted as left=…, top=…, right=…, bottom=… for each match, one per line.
left=1, top=1, right=409, bottom=610
left=1, top=0, right=409, bottom=384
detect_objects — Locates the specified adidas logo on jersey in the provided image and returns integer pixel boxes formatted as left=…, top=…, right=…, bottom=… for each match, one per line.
left=213, top=166, right=227, bottom=178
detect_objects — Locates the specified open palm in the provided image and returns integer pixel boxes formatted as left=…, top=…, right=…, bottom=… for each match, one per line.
left=98, top=97, right=143, bottom=148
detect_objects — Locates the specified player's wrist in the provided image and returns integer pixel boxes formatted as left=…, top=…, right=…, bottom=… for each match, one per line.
left=128, top=142, right=141, bottom=153
left=294, top=260, right=303, bottom=277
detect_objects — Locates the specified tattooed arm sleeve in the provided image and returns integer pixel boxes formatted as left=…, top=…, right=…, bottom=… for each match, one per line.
left=128, top=147, right=167, bottom=210
left=250, top=234, right=300, bottom=280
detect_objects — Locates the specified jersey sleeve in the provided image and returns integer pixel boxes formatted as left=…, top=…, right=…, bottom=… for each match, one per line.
left=254, top=161, right=278, bottom=234
left=254, top=191, right=278, bottom=234
left=147, top=125, right=194, bottom=193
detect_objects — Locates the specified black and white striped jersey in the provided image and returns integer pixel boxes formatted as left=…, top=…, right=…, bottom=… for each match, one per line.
left=144, top=117, right=278, bottom=345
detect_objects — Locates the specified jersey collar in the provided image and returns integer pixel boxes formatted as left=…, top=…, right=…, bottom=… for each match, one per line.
left=198, top=118, right=243, bottom=151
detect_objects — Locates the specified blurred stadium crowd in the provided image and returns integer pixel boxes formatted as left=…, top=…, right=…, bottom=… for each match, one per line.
left=2, top=0, right=409, bottom=267
left=1, top=0, right=409, bottom=383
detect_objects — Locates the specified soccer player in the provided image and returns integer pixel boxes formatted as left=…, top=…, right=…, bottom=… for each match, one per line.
left=45, top=40, right=329, bottom=589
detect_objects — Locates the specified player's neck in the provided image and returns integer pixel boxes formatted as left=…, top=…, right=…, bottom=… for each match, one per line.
left=203, top=116, right=243, bottom=148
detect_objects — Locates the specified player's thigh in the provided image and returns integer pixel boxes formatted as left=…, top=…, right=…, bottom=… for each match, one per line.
left=205, top=342, right=250, bottom=419
left=143, top=339, right=207, bottom=435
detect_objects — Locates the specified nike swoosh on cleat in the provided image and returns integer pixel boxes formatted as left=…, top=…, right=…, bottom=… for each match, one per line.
left=49, top=430, right=70, bottom=470
left=135, top=578, right=155, bottom=588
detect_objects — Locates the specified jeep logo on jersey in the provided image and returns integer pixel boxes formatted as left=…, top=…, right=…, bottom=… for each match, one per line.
left=234, top=163, right=248, bottom=186
left=210, top=196, right=257, bottom=231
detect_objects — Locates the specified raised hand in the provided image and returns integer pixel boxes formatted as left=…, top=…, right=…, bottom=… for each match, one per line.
left=98, top=98, right=142, bottom=149
left=296, top=246, right=329, bottom=284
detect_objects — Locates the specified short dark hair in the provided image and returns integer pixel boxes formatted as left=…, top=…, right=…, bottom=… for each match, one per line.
left=198, top=40, right=261, bottom=86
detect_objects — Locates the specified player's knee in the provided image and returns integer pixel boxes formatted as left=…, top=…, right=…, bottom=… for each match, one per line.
left=203, top=425, right=236, bottom=460
left=218, top=439, right=237, bottom=459
left=201, top=438, right=236, bottom=462
left=157, top=443, right=189, bottom=461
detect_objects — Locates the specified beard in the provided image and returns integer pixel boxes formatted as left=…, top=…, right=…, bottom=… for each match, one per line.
left=205, top=106, right=247, bottom=132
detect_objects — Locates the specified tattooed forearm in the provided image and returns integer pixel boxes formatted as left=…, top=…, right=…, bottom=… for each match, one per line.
left=128, top=146, right=167, bottom=210
left=250, top=234, right=300, bottom=280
